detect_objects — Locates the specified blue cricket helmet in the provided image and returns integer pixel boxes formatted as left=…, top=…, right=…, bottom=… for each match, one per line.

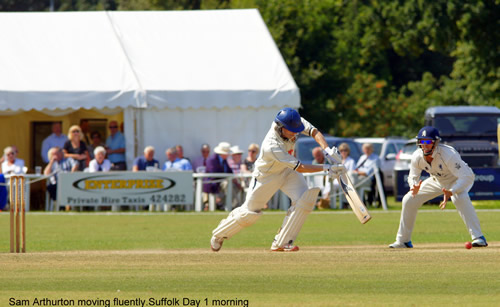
left=417, top=126, right=441, bottom=141
left=274, top=108, right=305, bottom=133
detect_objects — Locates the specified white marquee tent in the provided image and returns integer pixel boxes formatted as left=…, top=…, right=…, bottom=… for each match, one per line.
left=0, top=9, right=299, bottom=166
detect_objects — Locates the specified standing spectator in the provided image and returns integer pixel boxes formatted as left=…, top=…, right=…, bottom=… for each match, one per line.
left=63, top=125, right=90, bottom=171
left=133, top=146, right=159, bottom=171
left=163, top=147, right=192, bottom=171
left=105, top=120, right=126, bottom=170
left=44, top=147, right=78, bottom=203
left=204, top=142, right=233, bottom=210
left=89, top=146, right=111, bottom=172
left=1, top=146, right=26, bottom=175
left=79, top=119, right=91, bottom=145
left=240, top=143, right=260, bottom=174
left=41, top=122, right=68, bottom=164
left=87, top=131, right=105, bottom=160
left=192, top=143, right=210, bottom=173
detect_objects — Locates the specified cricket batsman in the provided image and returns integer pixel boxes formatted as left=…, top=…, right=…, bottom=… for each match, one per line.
left=389, top=126, right=488, bottom=248
left=210, top=107, right=345, bottom=252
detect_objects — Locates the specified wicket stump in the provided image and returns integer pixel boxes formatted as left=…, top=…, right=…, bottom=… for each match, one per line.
left=9, top=176, right=26, bottom=253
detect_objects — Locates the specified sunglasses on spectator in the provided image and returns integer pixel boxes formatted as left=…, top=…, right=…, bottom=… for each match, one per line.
left=109, top=126, right=118, bottom=129
left=71, top=130, right=81, bottom=133
left=339, top=149, right=348, bottom=153
left=7, top=152, right=15, bottom=156
left=419, top=140, right=434, bottom=145
left=248, top=150, right=257, bottom=153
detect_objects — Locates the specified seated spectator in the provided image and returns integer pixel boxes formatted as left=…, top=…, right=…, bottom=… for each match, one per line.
left=63, top=125, right=90, bottom=171
left=191, top=143, right=211, bottom=210
left=330, top=143, right=357, bottom=209
left=310, top=147, right=331, bottom=209
left=228, top=145, right=245, bottom=207
left=133, top=146, right=159, bottom=171
left=175, top=145, right=191, bottom=163
left=88, top=146, right=111, bottom=172
left=240, top=143, right=259, bottom=174
left=192, top=144, right=210, bottom=173
left=105, top=120, right=127, bottom=170
left=87, top=131, right=105, bottom=160
left=350, top=143, right=381, bottom=203
left=1, top=146, right=26, bottom=175
left=44, top=147, right=78, bottom=202
left=163, top=147, right=193, bottom=171
left=228, top=145, right=243, bottom=173
left=204, top=142, right=233, bottom=210
left=339, top=142, right=356, bottom=172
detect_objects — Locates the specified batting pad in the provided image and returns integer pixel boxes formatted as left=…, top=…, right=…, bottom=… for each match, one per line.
left=212, top=206, right=262, bottom=239
left=274, top=188, right=320, bottom=247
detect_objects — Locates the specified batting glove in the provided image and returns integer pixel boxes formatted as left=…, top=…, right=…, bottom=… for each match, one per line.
left=323, top=164, right=346, bottom=177
left=323, top=146, right=342, bottom=164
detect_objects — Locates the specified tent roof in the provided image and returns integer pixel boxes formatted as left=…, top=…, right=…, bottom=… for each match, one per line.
left=0, top=9, right=299, bottom=112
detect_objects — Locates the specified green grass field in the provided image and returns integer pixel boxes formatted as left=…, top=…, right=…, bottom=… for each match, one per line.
left=1, top=206, right=500, bottom=306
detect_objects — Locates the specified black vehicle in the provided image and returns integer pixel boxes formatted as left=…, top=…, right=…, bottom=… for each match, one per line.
left=425, top=106, right=500, bottom=168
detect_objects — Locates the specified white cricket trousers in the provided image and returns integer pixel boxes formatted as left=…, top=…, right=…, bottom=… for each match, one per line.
left=212, top=169, right=309, bottom=240
left=396, top=177, right=483, bottom=243
left=245, top=168, right=308, bottom=212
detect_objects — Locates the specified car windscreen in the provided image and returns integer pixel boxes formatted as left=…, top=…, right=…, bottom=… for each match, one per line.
left=434, top=115, right=499, bottom=136
left=402, top=142, right=417, bottom=154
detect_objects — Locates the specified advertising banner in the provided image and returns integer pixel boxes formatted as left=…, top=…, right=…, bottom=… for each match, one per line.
left=395, top=168, right=500, bottom=201
left=57, top=171, right=194, bottom=207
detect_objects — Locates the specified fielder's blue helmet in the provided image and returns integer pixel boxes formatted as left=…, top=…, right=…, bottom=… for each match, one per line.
left=275, top=108, right=304, bottom=133
left=417, top=126, right=441, bottom=141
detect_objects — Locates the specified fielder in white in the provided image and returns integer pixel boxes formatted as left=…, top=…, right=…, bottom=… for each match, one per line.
left=210, top=108, right=345, bottom=252
left=389, top=126, right=488, bottom=248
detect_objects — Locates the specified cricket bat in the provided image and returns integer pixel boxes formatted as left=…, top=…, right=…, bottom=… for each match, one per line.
left=336, top=173, right=372, bottom=224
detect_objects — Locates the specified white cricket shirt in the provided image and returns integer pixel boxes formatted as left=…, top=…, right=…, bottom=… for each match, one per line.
left=253, top=118, right=316, bottom=180
left=408, top=144, right=474, bottom=194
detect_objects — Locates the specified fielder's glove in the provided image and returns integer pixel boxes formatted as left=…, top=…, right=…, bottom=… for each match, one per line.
left=323, top=146, right=342, bottom=164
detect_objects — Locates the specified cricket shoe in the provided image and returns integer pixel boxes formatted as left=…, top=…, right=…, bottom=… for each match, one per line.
left=210, top=236, right=224, bottom=252
left=270, top=244, right=299, bottom=252
left=389, top=241, right=413, bottom=248
left=472, top=236, right=488, bottom=247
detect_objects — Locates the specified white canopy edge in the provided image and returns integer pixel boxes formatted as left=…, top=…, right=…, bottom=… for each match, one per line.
left=0, top=9, right=299, bottom=112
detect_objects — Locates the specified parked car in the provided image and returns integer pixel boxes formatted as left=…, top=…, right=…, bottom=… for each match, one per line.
left=294, top=136, right=362, bottom=165
left=354, top=137, right=408, bottom=193
left=425, top=106, right=500, bottom=168
left=394, top=138, right=417, bottom=171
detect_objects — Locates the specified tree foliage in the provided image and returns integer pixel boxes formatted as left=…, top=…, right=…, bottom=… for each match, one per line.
left=2, top=0, right=498, bottom=137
